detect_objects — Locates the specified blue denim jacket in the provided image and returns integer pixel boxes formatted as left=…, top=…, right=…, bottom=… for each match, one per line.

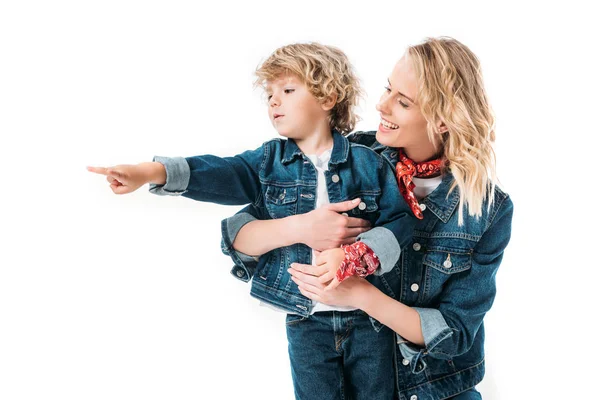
left=221, top=131, right=514, bottom=399
left=149, top=131, right=415, bottom=318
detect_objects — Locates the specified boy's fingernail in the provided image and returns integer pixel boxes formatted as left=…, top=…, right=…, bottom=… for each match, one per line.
left=352, top=198, right=360, bottom=203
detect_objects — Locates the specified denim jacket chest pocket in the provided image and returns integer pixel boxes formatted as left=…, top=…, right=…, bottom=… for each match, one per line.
left=264, top=186, right=298, bottom=219
left=348, top=194, right=379, bottom=222
left=422, top=246, right=472, bottom=302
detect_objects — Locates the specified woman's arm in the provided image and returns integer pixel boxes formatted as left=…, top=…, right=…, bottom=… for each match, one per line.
left=287, top=268, right=425, bottom=345
left=359, top=283, right=425, bottom=345
left=290, top=194, right=514, bottom=360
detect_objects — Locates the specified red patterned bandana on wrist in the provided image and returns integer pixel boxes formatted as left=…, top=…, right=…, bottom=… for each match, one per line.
left=336, top=242, right=380, bottom=282
left=395, top=149, right=442, bottom=219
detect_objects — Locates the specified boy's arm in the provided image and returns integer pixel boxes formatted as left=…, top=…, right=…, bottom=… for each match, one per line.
left=356, top=156, right=416, bottom=275
left=221, top=204, right=268, bottom=282
left=149, top=145, right=267, bottom=206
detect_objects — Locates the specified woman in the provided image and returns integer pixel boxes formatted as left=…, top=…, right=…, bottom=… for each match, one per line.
left=222, top=37, right=513, bottom=399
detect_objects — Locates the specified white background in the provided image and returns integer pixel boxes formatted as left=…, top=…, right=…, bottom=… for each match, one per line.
left=1, top=1, right=599, bottom=399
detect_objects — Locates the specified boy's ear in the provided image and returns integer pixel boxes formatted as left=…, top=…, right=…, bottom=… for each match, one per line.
left=321, top=95, right=337, bottom=111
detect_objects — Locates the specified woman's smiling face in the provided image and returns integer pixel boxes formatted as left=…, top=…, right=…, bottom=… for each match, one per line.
left=375, top=55, right=438, bottom=162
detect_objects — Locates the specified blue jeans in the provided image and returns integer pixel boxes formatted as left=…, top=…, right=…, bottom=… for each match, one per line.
left=286, top=310, right=396, bottom=400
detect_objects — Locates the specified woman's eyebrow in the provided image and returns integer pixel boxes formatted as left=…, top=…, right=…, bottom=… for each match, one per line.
left=388, top=79, right=415, bottom=103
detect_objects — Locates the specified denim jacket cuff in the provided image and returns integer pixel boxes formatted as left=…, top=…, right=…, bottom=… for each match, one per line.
left=148, top=156, right=190, bottom=195
left=396, top=334, right=428, bottom=374
left=413, top=307, right=454, bottom=353
left=357, top=227, right=401, bottom=275
left=396, top=308, right=454, bottom=373
left=221, top=212, right=259, bottom=283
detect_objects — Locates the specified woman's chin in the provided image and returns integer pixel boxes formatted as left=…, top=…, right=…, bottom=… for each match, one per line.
left=376, top=129, right=397, bottom=146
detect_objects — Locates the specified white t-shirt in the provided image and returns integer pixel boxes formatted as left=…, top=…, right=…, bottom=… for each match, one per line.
left=306, top=149, right=358, bottom=314
left=413, top=176, right=442, bottom=200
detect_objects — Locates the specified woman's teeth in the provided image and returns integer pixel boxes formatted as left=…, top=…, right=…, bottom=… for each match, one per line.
left=381, top=119, right=399, bottom=129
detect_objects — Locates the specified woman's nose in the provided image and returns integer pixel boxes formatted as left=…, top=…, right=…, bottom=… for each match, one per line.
left=376, top=94, right=390, bottom=114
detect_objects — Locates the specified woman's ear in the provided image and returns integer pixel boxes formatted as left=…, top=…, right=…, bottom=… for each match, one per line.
left=321, top=95, right=337, bottom=111
left=438, top=122, right=448, bottom=134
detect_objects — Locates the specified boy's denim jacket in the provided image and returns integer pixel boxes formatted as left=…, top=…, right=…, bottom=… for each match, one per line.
left=149, top=130, right=415, bottom=318
left=220, top=132, right=514, bottom=399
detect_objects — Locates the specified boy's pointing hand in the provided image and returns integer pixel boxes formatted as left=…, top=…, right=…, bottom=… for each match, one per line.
left=87, top=163, right=163, bottom=195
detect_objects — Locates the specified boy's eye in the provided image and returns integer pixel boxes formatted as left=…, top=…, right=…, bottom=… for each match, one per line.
left=267, top=95, right=273, bottom=100
left=284, top=88, right=295, bottom=94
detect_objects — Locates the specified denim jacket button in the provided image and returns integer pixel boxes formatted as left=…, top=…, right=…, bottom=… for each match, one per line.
left=236, top=269, right=245, bottom=278
left=410, top=395, right=418, bottom=400
left=443, top=259, right=452, bottom=268
left=402, top=358, right=410, bottom=366
left=331, top=174, right=340, bottom=183
left=412, top=243, right=421, bottom=251
left=411, top=283, right=419, bottom=292
left=358, top=201, right=366, bottom=210
left=419, top=203, right=427, bottom=211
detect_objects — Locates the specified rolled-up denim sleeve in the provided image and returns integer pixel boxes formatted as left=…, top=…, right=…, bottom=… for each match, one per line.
left=358, top=153, right=416, bottom=275
left=221, top=204, right=268, bottom=282
left=148, top=156, right=190, bottom=195
left=150, top=144, right=267, bottom=206
left=399, top=195, right=513, bottom=366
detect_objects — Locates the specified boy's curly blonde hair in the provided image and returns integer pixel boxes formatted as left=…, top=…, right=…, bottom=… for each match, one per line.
left=255, top=43, right=362, bottom=135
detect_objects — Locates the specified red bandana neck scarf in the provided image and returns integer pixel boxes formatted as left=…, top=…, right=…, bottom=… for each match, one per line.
left=395, top=149, right=442, bottom=219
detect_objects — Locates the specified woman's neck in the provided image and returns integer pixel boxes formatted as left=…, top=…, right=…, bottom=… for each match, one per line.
left=403, top=147, right=440, bottom=163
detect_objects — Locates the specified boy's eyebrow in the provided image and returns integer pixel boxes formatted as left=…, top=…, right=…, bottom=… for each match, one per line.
left=388, top=79, right=415, bottom=103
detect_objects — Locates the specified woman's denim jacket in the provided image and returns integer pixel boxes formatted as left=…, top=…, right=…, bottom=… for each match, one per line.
left=149, top=131, right=415, bottom=318
left=220, top=131, right=514, bottom=399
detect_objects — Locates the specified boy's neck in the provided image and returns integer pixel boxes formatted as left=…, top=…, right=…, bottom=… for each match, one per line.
left=294, top=125, right=334, bottom=156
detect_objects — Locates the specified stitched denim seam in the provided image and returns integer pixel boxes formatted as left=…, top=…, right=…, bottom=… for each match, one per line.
left=399, top=357, right=484, bottom=393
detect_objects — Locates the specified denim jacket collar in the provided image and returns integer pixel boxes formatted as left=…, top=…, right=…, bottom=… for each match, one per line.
left=380, top=145, right=459, bottom=224
left=422, top=172, right=460, bottom=223
left=281, top=130, right=349, bottom=165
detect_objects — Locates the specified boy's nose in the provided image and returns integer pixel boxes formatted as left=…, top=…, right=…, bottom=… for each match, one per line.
left=269, top=95, right=280, bottom=107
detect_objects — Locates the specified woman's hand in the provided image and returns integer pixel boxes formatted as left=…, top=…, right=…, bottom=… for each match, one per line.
left=296, top=199, right=371, bottom=251
left=288, top=262, right=372, bottom=308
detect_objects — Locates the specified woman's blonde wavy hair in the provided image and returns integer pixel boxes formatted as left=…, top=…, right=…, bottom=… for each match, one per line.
left=255, top=43, right=363, bottom=134
left=407, top=37, right=497, bottom=224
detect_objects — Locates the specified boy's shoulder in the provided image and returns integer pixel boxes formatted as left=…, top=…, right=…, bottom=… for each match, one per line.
left=346, top=132, right=391, bottom=168
left=347, top=131, right=386, bottom=151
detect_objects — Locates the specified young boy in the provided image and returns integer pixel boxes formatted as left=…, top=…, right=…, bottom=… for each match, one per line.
left=88, top=43, right=415, bottom=399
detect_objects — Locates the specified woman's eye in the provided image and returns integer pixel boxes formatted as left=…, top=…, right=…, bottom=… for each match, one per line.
left=398, top=99, right=409, bottom=108
left=384, top=86, right=391, bottom=93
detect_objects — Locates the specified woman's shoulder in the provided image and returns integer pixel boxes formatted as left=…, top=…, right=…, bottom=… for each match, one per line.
left=489, top=184, right=512, bottom=222
left=472, top=183, right=513, bottom=238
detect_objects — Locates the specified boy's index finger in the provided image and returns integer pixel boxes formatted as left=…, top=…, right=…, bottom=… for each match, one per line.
left=86, top=166, right=110, bottom=176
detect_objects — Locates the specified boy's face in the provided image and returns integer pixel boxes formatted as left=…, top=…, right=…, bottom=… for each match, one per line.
left=265, top=74, right=330, bottom=139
